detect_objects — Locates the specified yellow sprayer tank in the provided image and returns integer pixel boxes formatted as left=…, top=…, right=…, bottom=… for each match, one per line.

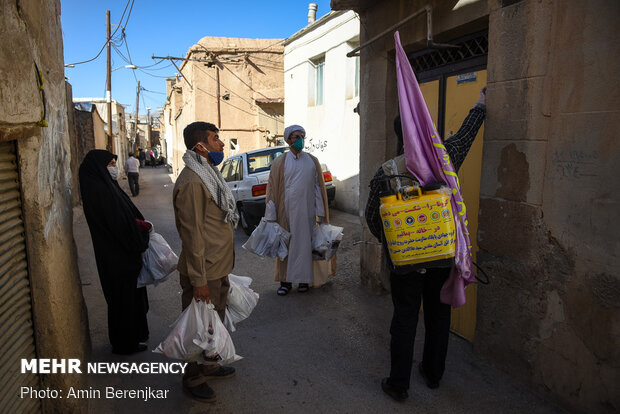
left=380, top=188, right=456, bottom=267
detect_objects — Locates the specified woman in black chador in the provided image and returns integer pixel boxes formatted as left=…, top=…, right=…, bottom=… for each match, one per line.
left=79, top=150, right=150, bottom=354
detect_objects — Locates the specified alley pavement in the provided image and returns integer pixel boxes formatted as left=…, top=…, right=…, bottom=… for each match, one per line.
left=72, top=166, right=566, bottom=414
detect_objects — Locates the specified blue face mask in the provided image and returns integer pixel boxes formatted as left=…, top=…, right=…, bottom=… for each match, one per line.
left=291, top=138, right=304, bottom=151
left=208, top=151, right=224, bottom=166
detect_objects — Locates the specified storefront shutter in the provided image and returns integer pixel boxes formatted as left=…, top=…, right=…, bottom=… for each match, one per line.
left=0, top=141, right=40, bottom=413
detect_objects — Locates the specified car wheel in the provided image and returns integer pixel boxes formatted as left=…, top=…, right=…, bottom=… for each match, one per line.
left=238, top=204, right=254, bottom=236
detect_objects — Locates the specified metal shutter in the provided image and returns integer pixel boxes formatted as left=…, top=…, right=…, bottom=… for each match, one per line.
left=0, top=141, right=40, bottom=413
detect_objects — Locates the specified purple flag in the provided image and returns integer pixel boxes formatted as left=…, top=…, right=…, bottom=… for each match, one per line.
left=394, top=31, right=475, bottom=308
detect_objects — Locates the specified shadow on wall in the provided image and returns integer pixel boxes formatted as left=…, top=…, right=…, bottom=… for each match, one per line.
left=333, top=174, right=360, bottom=215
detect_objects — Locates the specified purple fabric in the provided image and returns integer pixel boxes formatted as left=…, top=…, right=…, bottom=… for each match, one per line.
left=394, top=31, right=475, bottom=308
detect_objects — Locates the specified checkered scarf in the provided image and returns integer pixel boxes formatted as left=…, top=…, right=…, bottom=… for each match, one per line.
left=182, top=150, right=239, bottom=227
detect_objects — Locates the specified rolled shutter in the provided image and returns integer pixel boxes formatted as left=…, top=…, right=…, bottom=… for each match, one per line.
left=0, top=141, right=40, bottom=413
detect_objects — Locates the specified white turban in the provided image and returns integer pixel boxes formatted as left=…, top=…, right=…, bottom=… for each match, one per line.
left=284, top=125, right=305, bottom=142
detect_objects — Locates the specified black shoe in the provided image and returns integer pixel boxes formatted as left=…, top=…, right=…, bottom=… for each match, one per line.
left=298, top=283, right=309, bottom=293
left=201, top=365, right=236, bottom=380
left=381, top=378, right=408, bottom=401
left=111, top=343, right=148, bottom=355
left=418, top=362, right=439, bottom=389
left=183, top=381, right=216, bottom=403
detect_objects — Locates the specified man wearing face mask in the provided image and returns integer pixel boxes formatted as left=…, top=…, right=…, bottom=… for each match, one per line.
left=172, top=121, right=239, bottom=403
left=265, top=124, right=330, bottom=295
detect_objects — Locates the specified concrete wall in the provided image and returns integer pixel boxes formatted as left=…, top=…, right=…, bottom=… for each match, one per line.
left=74, top=107, right=107, bottom=165
left=284, top=11, right=361, bottom=213
left=165, top=37, right=284, bottom=178
left=475, top=1, right=620, bottom=412
left=74, top=99, right=130, bottom=172
left=93, top=110, right=107, bottom=152
left=66, top=83, right=80, bottom=207
left=0, top=0, right=90, bottom=412
left=333, top=0, right=619, bottom=411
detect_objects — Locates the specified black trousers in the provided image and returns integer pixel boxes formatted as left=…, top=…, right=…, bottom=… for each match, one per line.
left=388, top=267, right=451, bottom=392
left=127, top=172, right=139, bottom=196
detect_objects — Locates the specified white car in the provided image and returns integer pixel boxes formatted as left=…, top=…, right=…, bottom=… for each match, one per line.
left=220, top=146, right=335, bottom=235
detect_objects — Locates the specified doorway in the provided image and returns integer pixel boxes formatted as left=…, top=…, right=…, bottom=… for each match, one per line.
left=413, top=31, right=488, bottom=341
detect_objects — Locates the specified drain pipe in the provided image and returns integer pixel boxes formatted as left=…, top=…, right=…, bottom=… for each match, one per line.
left=346, top=5, right=459, bottom=57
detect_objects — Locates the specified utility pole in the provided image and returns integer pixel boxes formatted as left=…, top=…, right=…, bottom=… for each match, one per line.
left=106, top=10, right=113, bottom=152
left=134, top=80, right=140, bottom=150
left=146, top=107, right=151, bottom=148
left=216, top=65, right=221, bottom=128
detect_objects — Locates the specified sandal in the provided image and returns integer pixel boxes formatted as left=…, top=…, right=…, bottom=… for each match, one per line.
left=277, top=282, right=292, bottom=296
left=298, top=283, right=309, bottom=293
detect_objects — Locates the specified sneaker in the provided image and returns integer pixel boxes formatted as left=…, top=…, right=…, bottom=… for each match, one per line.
left=298, top=283, right=309, bottom=293
left=381, top=378, right=408, bottom=401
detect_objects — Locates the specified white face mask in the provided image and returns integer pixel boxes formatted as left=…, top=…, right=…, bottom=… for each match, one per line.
left=107, top=166, right=119, bottom=181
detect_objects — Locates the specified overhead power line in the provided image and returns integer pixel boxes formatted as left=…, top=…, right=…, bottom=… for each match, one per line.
left=65, top=0, right=134, bottom=66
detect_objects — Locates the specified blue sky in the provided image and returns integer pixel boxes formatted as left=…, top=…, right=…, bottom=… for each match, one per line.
left=61, top=0, right=333, bottom=116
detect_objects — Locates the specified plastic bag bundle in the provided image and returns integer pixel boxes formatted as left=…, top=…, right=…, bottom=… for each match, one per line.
left=154, top=299, right=241, bottom=365
left=227, top=274, right=259, bottom=326
left=312, top=224, right=344, bottom=261
left=138, top=232, right=178, bottom=288
left=223, top=308, right=236, bottom=333
left=242, top=218, right=291, bottom=260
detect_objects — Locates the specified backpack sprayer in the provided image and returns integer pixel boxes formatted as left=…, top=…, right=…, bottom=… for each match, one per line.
left=374, top=168, right=490, bottom=283
left=376, top=169, right=456, bottom=270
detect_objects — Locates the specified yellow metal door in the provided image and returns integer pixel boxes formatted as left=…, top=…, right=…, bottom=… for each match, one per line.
left=445, top=70, right=486, bottom=341
left=419, top=70, right=486, bottom=341
left=419, top=80, right=439, bottom=128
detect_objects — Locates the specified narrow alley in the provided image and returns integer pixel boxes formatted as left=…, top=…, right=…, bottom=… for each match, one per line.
left=73, top=167, right=565, bottom=413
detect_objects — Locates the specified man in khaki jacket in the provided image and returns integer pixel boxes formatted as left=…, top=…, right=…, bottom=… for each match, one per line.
left=173, top=121, right=239, bottom=403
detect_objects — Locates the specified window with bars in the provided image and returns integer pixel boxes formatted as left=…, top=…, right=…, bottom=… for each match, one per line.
left=410, top=31, right=488, bottom=74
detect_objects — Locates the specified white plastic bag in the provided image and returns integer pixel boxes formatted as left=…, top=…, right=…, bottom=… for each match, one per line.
left=154, top=300, right=241, bottom=365
left=223, top=308, right=236, bottom=333
left=138, top=232, right=178, bottom=288
left=311, top=225, right=330, bottom=258
left=242, top=218, right=291, bottom=260
left=227, top=274, right=259, bottom=325
left=312, top=224, right=344, bottom=261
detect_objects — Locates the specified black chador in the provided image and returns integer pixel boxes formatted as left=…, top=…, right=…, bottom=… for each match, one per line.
left=79, top=150, right=149, bottom=354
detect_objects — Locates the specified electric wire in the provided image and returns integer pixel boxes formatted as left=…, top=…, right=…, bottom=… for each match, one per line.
left=65, top=0, right=133, bottom=66
left=191, top=64, right=283, bottom=124
left=193, top=65, right=255, bottom=106
left=141, top=88, right=167, bottom=95
left=195, top=86, right=257, bottom=118
left=138, top=69, right=175, bottom=79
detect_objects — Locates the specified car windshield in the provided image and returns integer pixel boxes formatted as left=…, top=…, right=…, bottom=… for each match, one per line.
left=247, top=148, right=289, bottom=174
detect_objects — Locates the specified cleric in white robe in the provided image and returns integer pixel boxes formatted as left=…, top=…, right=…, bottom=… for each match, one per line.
left=265, top=124, right=331, bottom=295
